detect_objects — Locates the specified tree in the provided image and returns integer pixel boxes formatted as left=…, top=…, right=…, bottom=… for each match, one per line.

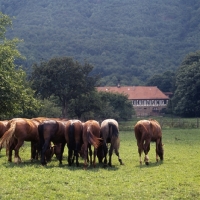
left=96, top=91, right=134, bottom=120
left=30, top=57, right=100, bottom=118
left=172, top=51, right=200, bottom=117
left=146, top=71, right=175, bottom=92
left=0, top=12, right=41, bottom=119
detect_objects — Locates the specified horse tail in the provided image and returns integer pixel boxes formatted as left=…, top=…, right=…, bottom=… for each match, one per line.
left=108, top=122, right=119, bottom=137
left=68, top=123, right=75, bottom=149
left=134, top=122, right=149, bottom=143
left=87, top=128, right=101, bottom=149
left=38, top=123, right=45, bottom=151
left=0, top=121, right=16, bottom=149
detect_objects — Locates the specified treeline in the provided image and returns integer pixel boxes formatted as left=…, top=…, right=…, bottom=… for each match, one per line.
left=0, top=0, right=200, bottom=86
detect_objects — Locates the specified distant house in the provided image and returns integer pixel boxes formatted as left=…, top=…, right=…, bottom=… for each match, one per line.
left=96, top=86, right=169, bottom=117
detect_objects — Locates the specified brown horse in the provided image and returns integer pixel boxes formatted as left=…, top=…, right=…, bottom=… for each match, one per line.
left=82, top=120, right=102, bottom=168
left=0, top=120, right=8, bottom=138
left=0, top=120, right=9, bottom=151
left=97, top=119, right=124, bottom=167
left=64, top=119, right=83, bottom=166
left=0, top=118, right=42, bottom=163
left=38, top=119, right=66, bottom=165
left=134, top=119, right=164, bottom=165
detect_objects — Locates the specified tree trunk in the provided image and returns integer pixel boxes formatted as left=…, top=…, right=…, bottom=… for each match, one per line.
left=62, top=100, right=68, bottom=118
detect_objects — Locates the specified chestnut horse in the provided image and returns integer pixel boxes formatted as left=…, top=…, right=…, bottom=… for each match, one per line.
left=64, top=120, right=83, bottom=166
left=97, top=119, right=124, bottom=167
left=38, top=119, right=66, bottom=165
left=0, top=118, right=42, bottom=163
left=0, top=120, right=8, bottom=138
left=134, top=119, right=164, bottom=165
left=82, top=120, right=102, bottom=168
left=0, top=120, right=9, bottom=151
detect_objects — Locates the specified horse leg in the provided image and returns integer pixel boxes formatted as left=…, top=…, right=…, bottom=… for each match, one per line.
left=93, top=147, right=97, bottom=168
left=88, top=144, right=92, bottom=166
left=83, top=143, right=88, bottom=169
left=103, top=142, right=108, bottom=167
left=115, top=149, right=124, bottom=165
left=58, top=143, right=65, bottom=165
left=31, top=141, right=38, bottom=161
left=14, top=140, right=24, bottom=163
left=143, top=141, right=150, bottom=165
left=138, top=143, right=143, bottom=165
left=68, top=148, right=73, bottom=166
left=8, top=148, right=13, bottom=162
left=41, top=140, right=50, bottom=165
left=74, top=142, right=80, bottom=167
left=108, top=144, right=114, bottom=167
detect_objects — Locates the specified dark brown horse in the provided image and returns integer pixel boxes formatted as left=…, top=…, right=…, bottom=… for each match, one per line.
left=82, top=120, right=102, bottom=168
left=97, top=119, right=124, bottom=167
left=64, top=120, right=83, bottom=166
left=134, top=119, right=164, bottom=165
left=38, top=119, right=66, bottom=165
left=0, top=118, right=42, bottom=163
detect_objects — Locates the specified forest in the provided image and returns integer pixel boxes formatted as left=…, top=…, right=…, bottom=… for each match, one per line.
left=0, top=0, right=200, bottom=86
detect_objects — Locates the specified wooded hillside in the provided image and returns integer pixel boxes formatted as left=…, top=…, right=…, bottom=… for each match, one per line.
left=1, top=0, right=200, bottom=85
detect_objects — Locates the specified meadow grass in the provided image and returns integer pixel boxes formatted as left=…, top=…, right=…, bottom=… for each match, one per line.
left=0, top=128, right=199, bottom=200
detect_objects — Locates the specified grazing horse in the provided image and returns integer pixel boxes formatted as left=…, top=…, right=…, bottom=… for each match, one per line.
left=0, top=120, right=9, bottom=151
left=82, top=120, right=102, bottom=168
left=38, top=119, right=66, bottom=165
left=0, top=120, right=8, bottom=138
left=97, top=119, right=124, bottom=167
left=64, top=120, right=83, bottom=166
left=0, top=118, right=41, bottom=163
left=134, top=119, right=164, bottom=165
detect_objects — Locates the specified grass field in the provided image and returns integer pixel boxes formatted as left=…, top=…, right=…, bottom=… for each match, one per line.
left=0, top=128, right=200, bottom=199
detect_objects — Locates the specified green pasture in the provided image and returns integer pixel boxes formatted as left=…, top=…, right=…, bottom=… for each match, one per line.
left=0, top=128, right=200, bottom=200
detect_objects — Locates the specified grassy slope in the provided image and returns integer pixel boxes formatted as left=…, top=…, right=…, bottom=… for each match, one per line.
left=0, top=128, right=199, bottom=199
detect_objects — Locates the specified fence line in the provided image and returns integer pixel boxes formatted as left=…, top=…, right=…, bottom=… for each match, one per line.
left=119, top=118, right=200, bottom=131
left=158, top=118, right=199, bottom=129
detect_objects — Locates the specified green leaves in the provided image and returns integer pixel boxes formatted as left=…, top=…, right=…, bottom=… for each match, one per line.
left=0, top=12, right=40, bottom=118
left=30, top=57, right=99, bottom=118
left=172, top=51, right=200, bottom=117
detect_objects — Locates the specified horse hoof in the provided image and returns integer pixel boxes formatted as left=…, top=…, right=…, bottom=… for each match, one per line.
left=103, top=164, right=107, bottom=168
left=145, top=162, right=149, bottom=165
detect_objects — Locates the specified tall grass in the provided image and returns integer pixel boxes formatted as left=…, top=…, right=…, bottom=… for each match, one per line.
left=0, top=128, right=199, bottom=199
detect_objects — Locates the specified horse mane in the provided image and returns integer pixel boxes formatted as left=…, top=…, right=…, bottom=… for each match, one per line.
left=0, top=120, right=16, bottom=149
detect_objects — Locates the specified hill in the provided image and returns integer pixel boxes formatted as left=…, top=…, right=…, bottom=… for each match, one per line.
left=1, top=0, right=200, bottom=85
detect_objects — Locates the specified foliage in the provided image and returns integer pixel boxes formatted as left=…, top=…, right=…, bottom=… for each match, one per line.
left=172, top=51, right=200, bottom=117
left=0, top=12, right=41, bottom=119
left=36, top=96, right=62, bottom=118
left=146, top=71, right=175, bottom=92
left=1, top=1, right=200, bottom=85
left=0, top=128, right=200, bottom=199
left=30, top=57, right=100, bottom=118
left=95, top=91, right=134, bottom=121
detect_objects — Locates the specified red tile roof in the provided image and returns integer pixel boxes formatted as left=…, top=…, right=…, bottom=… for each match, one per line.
left=96, top=86, right=169, bottom=100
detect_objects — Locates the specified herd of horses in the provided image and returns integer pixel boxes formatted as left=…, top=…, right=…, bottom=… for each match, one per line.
left=0, top=117, right=164, bottom=168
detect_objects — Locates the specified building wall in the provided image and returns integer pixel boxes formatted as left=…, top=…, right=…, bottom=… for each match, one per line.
left=132, top=99, right=168, bottom=117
